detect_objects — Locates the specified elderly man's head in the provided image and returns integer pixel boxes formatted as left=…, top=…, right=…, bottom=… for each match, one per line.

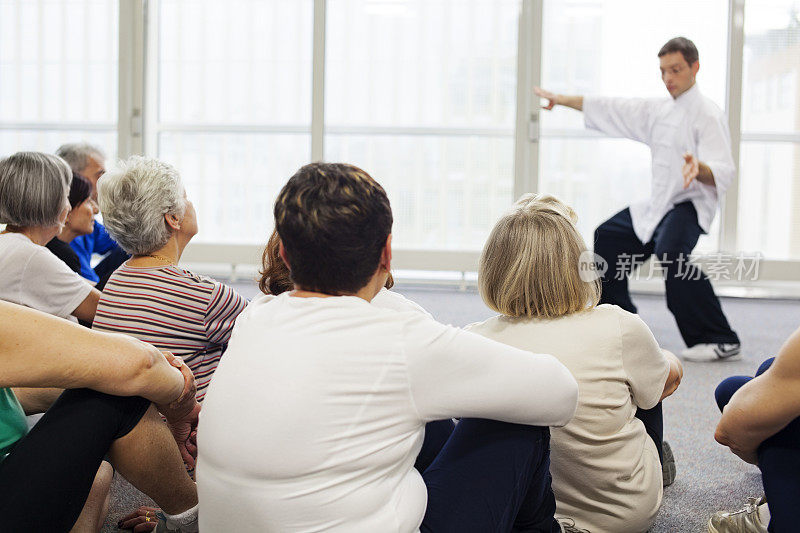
left=274, top=163, right=393, bottom=296
left=56, top=142, right=106, bottom=198
left=0, top=152, right=72, bottom=229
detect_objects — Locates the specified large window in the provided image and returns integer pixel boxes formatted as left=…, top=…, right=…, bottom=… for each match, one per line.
left=539, top=0, right=728, bottom=251
left=324, top=0, right=520, bottom=250
left=155, top=0, right=313, bottom=244
left=0, top=0, right=118, bottom=159
left=3, top=1, right=800, bottom=277
left=738, top=0, right=800, bottom=259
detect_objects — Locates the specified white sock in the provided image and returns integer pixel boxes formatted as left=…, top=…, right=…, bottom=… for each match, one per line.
left=757, top=502, right=770, bottom=526
left=164, top=504, right=199, bottom=532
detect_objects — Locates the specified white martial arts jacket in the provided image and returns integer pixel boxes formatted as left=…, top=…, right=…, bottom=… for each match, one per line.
left=583, top=83, right=735, bottom=243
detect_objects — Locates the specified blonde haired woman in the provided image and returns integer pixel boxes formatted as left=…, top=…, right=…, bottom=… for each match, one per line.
left=467, top=194, right=683, bottom=533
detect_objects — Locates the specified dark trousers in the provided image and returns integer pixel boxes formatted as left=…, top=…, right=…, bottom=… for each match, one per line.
left=418, top=419, right=560, bottom=533
left=715, top=359, right=800, bottom=533
left=594, top=203, right=739, bottom=347
left=0, top=389, right=150, bottom=532
left=636, top=403, right=664, bottom=464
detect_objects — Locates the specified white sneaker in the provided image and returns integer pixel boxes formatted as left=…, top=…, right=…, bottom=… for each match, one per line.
left=708, top=497, right=768, bottom=533
left=681, top=343, right=741, bottom=362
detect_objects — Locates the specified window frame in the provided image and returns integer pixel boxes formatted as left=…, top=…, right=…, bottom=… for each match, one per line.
left=100, top=0, right=800, bottom=280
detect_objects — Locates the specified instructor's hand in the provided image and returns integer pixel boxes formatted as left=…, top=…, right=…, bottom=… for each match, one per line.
left=682, top=152, right=700, bottom=189
left=534, top=87, right=558, bottom=110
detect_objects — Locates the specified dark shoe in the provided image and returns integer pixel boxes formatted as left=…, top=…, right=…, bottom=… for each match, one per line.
left=662, top=440, right=676, bottom=487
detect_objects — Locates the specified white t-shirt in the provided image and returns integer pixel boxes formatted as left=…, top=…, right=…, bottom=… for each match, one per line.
left=370, top=287, right=433, bottom=317
left=466, top=304, right=669, bottom=533
left=197, top=292, right=578, bottom=533
left=0, top=233, right=93, bottom=320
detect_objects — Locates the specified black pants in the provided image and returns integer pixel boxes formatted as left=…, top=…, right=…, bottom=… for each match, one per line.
left=636, top=403, right=664, bottom=464
left=417, top=419, right=560, bottom=533
left=0, top=389, right=150, bottom=532
left=594, top=203, right=739, bottom=347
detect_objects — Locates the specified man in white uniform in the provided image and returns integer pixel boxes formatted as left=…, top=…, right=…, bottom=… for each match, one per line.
left=535, top=36, right=740, bottom=362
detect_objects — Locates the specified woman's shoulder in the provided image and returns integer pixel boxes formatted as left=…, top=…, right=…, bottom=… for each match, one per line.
left=0, top=232, right=39, bottom=258
left=469, top=305, right=621, bottom=332
left=463, top=314, right=504, bottom=334
left=468, top=307, right=642, bottom=352
left=18, top=238, right=79, bottom=275
left=159, top=265, right=235, bottom=295
left=371, top=288, right=432, bottom=317
left=164, top=264, right=213, bottom=285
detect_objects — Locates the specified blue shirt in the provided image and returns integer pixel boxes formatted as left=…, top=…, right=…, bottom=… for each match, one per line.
left=70, top=220, right=119, bottom=282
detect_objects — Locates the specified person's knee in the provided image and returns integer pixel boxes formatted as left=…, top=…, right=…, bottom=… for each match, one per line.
left=756, top=358, right=775, bottom=376
left=714, top=376, right=750, bottom=411
left=523, top=424, right=551, bottom=449
left=55, top=389, right=151, bottom=441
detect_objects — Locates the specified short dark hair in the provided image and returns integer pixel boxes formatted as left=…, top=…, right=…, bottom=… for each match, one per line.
left=274, top=162, right=393, bottom=295
left=68, top=172, right=92, bottom=209
left=658, top=36, right=698, bottom=66
left=257, top=228, right=397, bottom=296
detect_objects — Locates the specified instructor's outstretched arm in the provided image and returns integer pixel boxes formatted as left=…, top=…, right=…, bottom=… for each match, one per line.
left=534, top=87, right=583, bottom=111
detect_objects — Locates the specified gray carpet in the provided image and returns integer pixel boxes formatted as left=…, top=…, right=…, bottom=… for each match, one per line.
left=102, top=283, right=800, bottom=532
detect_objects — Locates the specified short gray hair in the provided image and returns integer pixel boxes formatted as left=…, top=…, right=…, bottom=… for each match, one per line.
left=56, top=142, right=106, bottom=173
left=0, top=152, right=72, bottom=227
left=98, top=156, right=187, bottom=255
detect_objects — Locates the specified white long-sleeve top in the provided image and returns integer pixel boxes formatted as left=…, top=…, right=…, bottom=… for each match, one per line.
left=197, top=292, right=578, bottom=532
left=583, top=83, right=735, bottom=243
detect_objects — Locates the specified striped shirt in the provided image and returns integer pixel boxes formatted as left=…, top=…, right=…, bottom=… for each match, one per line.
left=93, top=263, right=248, bottom=401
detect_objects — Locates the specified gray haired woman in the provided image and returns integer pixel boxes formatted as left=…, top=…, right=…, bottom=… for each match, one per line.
left=0, top=152, right=100, bottom=323
left=95, top=156, right=247, bottom=403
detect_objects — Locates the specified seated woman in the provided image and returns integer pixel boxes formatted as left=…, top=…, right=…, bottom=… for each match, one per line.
left=46, top=173, right=98, bottom=274
left=0, top=300, right=199, bottom=532
left=198, top=163, right=580, bottom=533
left=0, top=152, right=100, bottom=324
left=466, top=194, right=683, bottom=533
left=94, top=156, right=247, bottom=402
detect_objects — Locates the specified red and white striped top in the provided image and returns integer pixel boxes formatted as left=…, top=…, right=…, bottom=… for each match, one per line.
left=93, top=263, right=248, bottom=402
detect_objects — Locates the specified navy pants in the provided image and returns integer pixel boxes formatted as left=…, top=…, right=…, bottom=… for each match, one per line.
left=594, top=202, right=739, bottom=347
left=715, top=359, right=800, bottom=533
left=418, top=419, right=560, bottom=533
